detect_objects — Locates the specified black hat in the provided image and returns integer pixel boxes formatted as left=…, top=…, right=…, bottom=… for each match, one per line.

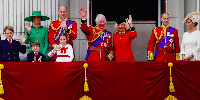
left=116, top=16, right=127, bottom=24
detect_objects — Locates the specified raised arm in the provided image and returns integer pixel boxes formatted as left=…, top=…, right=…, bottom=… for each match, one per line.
left=79, top=7, right=91, bottom=36
left=127, top=15, right=137, bottom=39
left=24, top=22, right=31, bottom=44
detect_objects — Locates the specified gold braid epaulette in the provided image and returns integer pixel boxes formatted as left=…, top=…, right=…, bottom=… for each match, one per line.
left=154, top=27, right=164, bottom=44
left=85, top=26, right=105, bottom=42
left=50, top=22, right=61, bottom=31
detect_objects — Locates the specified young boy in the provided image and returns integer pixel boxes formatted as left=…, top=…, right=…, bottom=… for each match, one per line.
left=0, top=26, right=26, bottom=62
left=27, top=41, right=45, bottom=62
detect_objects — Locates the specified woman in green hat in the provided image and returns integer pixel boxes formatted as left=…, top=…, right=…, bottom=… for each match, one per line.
left=24, top=11, right=50, bottom=57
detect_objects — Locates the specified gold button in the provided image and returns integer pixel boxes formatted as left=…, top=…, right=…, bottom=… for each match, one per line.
left=9, top=58, right=10, bottom=59
left=14, top=57, right=15, bottom=59
left=14, top=52, right=15, bottom=54
left=8, top=53, right=10, bottom=54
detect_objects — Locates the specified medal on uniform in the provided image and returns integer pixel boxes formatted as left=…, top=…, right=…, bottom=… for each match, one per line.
left=167, top=32, right=174, bottom=38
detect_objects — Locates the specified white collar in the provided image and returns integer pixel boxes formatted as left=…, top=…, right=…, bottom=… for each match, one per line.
left=7, top=39, right=13, bottom=43
left=34, top=52, right=38, bottom=55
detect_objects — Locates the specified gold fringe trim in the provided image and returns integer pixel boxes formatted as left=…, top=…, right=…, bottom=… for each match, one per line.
left=147, top=51, right=154, bottom=60
left=86, top=26, right=105, bottom=43
left=168, top=62, right=175, bottom=92
left=164, top=95, right=178, bottom=100
left=0, top=64, right=4, bottom=95
left=0, top=98, right=4, bottom=100
left=79, top=95, right=92, bottom=100
left=50, top=22, right=61, bottom=31
left=54, top=28, right=63, bottom=41
left=154, top=26, right=169, bottom=44
left=169, top=77, right=175, bottom=92
left=83, top=63, right=89, bottom=92
left=176, top=53, right=180, bottom=61
left=79, top=63, right=92, bottom=100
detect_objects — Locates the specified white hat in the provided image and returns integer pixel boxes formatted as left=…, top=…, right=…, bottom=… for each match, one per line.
left=182, top=12, right=200, bottom=23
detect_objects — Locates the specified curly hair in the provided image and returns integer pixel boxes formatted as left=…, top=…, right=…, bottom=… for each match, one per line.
left=114, top=22, right=130, bottom=31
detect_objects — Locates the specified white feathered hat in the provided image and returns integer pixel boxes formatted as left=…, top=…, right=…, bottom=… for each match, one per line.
left=182, top=12, right=200, bottom=23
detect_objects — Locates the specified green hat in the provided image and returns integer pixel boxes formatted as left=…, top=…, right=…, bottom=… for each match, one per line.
left=24, top=11, right=50, bottom=22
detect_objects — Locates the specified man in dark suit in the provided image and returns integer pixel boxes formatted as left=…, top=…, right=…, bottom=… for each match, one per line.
left=0, top=26, right=26, bottom=62
left=27, top=41, right=45, bottom=62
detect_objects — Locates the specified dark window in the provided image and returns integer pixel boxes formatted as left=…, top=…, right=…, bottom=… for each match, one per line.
left=92, top=0, right=158, bottom=26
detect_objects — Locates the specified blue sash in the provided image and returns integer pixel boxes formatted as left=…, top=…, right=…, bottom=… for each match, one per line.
left=54, top=21, right=74, bottom=43
left=154, top=27, right=175, bottom=58
left=85, top=30, right=111, bottom=60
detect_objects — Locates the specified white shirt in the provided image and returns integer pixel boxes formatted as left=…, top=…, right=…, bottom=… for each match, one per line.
left=180, top=30, right=200, bottom=60
left=48, top=44, right=74, bottom=62
left=7, top=39, right=12, bottom=43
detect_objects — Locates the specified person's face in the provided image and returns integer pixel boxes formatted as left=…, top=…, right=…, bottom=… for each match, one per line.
left=117, top=23, right=126, bottom=32
left=32, top=45, right=40, bottom=52
left=59, top=36, right=67, bottom=46
left=33, top=16, right=41, bottom=24
left=161, top=13, right=170, bottom=26
left=5, top=29, right=14, bottom=40
left=58, top=6, right=68, bottom=20
left=96, top=17, right=106, bottom=29
left=186, top=19, right=195, bottom=29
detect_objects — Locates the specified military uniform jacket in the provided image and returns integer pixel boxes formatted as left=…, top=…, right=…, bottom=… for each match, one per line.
left=80, top=19, right=112, bottom=61
left=25, top=26, right=48, bottom=55
left=0, top=39, right=26, bottom=62
left=48, top=19, right=77, bottom=60
left=48, top=20, right=77, bottom=47
left=147, top=26, right=180, bottom=62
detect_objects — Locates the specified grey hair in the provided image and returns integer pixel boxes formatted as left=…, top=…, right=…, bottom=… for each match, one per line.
left=114, top=22, right=130, bottom=31
left=95, top=14, right=106, bottom=22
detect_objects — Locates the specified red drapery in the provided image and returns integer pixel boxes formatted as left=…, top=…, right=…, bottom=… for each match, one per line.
left=0, top=61, right=200, bottom=100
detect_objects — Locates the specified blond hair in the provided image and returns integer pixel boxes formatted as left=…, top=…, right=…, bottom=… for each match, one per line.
left=4, top=26, right=14, bottom=33
left=114, top=22, right=130, bottom=31
left=31, top=41, right=40, bottom=47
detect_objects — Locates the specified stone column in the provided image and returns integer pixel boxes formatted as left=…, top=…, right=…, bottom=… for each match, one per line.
left=167, top=0, right=184, bottom=40
left=68, top=0, right=88, bottom=61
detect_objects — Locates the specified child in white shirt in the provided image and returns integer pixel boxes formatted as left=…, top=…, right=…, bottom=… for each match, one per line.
left=48, top=33, right=74, bottom=62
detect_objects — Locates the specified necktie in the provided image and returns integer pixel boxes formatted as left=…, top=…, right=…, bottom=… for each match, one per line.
left=9, top=39, right=11, bottom=45
left=35, top=53, right=37, bottom=57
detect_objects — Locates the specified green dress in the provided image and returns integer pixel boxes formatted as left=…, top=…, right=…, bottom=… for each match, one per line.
left=25, top=26, right=48, bottom=55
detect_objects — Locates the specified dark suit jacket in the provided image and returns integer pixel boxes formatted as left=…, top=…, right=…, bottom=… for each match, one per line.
left=0, top=39, right=26, bottom=62
left=27, top=52, right=45, bottom=62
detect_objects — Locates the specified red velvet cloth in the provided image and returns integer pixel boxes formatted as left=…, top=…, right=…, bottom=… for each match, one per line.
left=0, top=61, right=200, bottom=100
left=0, top=62, right=85, bottom=100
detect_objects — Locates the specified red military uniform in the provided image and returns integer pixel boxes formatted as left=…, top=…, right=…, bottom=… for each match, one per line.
left=113, top=30, right=137, bottom=61
left=80, top=19, right=112, bottom=61
left=147, top=25, right=180, bottom=62
left=48, top=19, right=77, bottom=60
